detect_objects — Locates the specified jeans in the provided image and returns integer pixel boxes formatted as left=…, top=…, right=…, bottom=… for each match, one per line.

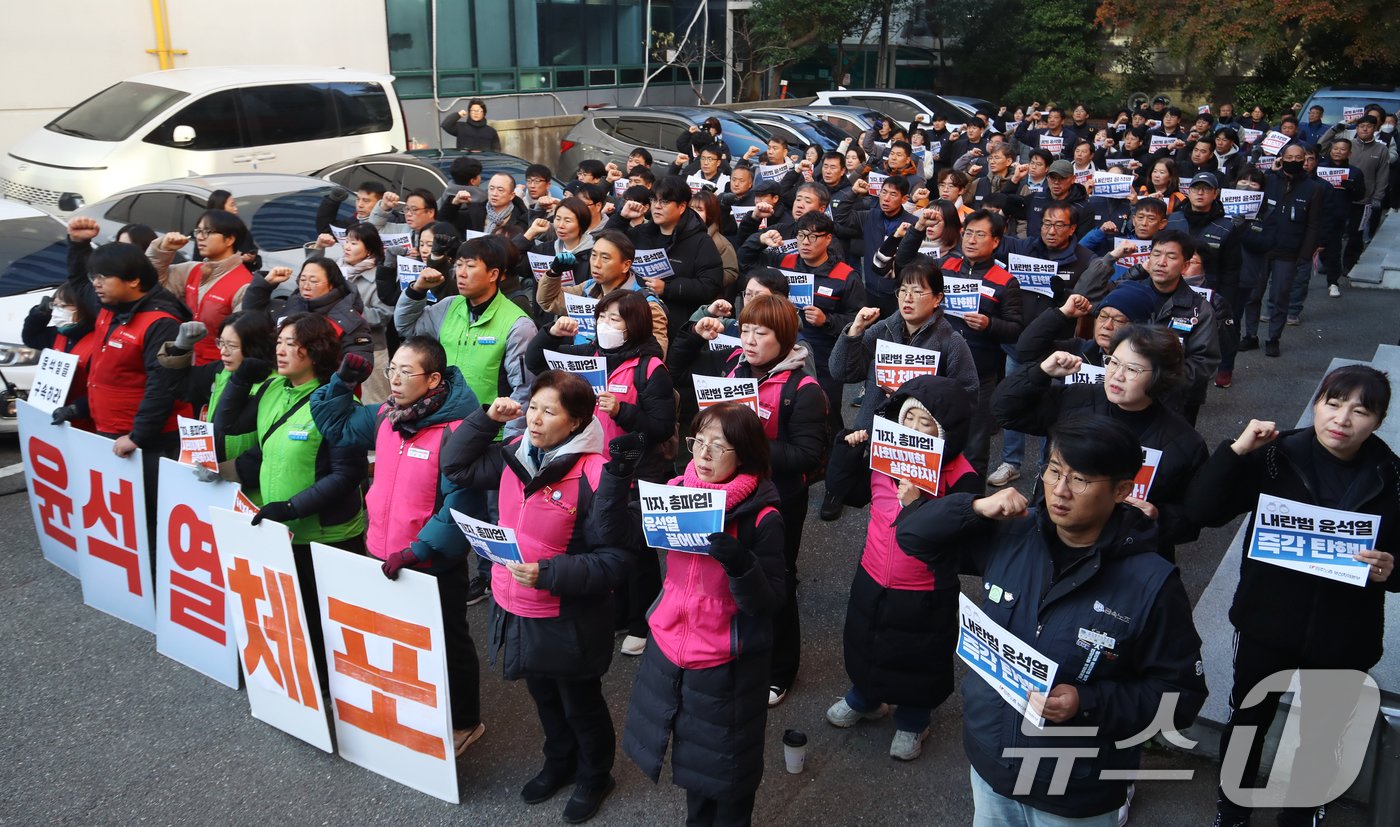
left=970, top=768, right=1119, bottom=826
left=845, top=683, right=931, bottom=732
left=1243, top=257, right=1299, bottom=343
left=1286, top=253, right=1317, bottom=318
left=1000, top=355, right=1038, bottom=467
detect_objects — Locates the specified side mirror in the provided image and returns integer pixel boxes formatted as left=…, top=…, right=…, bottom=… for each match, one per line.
left=57, top=193, right=85, bottom=212
left=171, top=125, right=196, bottom=146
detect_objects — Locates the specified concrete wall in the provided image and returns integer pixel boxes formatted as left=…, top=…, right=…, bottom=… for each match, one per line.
left=0, top=0, right=388, bottom=151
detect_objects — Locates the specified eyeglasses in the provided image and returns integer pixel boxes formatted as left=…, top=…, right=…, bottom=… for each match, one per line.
left=215, top=339, right=241, bottom=352
left=961, top=230, right=992, bottom=241
left=1041, top=465, right=1112, bottom=495
left=191, top=227, right=220, bottom=238
left=897, top=287, right=931, bottom=299
left=1103, top=355, right=1150, bottom=379
left=795, top=231, right=830, bottom=243
left=384, top=366, right=428, bottom=381
left=1042, top=221, right=1073, bottom=230
left=526, top=177, right=549, bottom=185
left=1096, top=310, right=1130, bottom=327
left=685, top=437, right=735, bottom=458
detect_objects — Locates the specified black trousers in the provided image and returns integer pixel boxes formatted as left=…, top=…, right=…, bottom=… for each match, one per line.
left=525, top=675, right=616, bottom=787
left=686, top=790, right=756, bottom=827
left=436, top=565, right=481, bottom=729
left=291, top=534, right=366, bottom=692
left=964, top=373, right=998, bottom=482
left=769, top=492, right=808, bottom=690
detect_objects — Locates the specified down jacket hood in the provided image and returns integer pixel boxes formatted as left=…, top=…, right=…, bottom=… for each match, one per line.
left=876, top=374, right=973, bottom=460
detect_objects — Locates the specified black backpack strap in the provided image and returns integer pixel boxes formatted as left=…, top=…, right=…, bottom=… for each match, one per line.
left=258, top=395, right=313, bottom=448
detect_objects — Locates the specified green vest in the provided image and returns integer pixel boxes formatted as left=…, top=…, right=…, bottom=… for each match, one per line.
left=438, top=290, right=528, bottom=421
left=256, top=377, right=366, bottom=544
left=208, top=369, right=266, bottom=461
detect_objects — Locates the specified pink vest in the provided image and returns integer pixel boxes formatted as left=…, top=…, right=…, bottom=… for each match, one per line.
left=648, top=506, right=779, bottom=669
left=494, top=447, right=604, bottom=618
left=597, top=356, right=662, bottom=449
left=859, top=455, right=975, bottom=591
left=365, top=412, right=456, bottom=561
left=724, top=360, right=818, bottom=441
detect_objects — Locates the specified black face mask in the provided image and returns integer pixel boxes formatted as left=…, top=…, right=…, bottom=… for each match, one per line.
left=1281, top=160, right=1305, bottom=176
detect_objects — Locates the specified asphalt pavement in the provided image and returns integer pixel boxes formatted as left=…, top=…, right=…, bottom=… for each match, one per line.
left=3, top=272, right=1396, bottom=826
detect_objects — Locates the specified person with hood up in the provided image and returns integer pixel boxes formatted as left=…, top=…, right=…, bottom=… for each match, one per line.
left=441, top=98, right=502, bottom=151
left=623, top=401, right=786, bottom=827
left=243, top=256, right=375, bottom=363
left=826, top=375, right=981, bottom=761
left=441, top=370, right=634, bottom=824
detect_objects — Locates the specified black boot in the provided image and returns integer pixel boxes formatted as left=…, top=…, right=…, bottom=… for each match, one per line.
left=521, top=766, right=575, bottom=805
left=562, top=775, right=616, bottom=823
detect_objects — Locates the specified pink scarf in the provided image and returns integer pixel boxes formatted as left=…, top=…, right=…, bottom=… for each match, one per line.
left=671, top=464, right=759, bottom=513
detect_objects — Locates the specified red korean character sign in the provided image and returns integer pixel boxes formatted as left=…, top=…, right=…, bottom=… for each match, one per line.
left=311, top=544, right=457, bottom=803
left=17, top=400, right=80, bottom=576
left=67, top=426, right=156, bottom=632
left=154, top=458, right=242, bottom=688
left=209, top=507, right=333, bottom=752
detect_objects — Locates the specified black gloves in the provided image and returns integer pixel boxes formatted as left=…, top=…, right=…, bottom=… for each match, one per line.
left=706, top=532, right=754, bottom=577
left=51, top=405, right=80, bottom=426
left=328, top=186, right=350, bottom=203
left=337, top=353, right=373, bottom=386
left=234, top=357, right=272, bottom=385
left=878, top=232, right=902, bottom=257
left=604, top=432, right=646, bottom=478
left=251, top=500, right=299, bottom=526
left=548, top=251, right=576, bottom=276
left=381, top=548, right=420, bottom=580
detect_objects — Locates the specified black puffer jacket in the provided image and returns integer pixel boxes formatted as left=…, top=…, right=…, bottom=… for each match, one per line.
left=1186, top=428, right=1400, bottom=667
left=606, top=208, right=724, bottom=339
left=242, top=276, right=374, bottom=362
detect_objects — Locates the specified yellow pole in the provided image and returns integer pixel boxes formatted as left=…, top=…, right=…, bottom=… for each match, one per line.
left=146, top=0, right=187, bottom=70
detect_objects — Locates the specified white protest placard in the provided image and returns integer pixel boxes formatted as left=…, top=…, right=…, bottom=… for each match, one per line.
left=1007, top=252, right=1063, bottom=298
left=450, top=509, right=523, bottom=565
left=693, top=374, right=760, bottom=414
left=957, top=593, right=1059, bottom=729
left=868, top=415, right=945, bottom=496
left=1131, top=446, right=1163, bottom=501
left=1220, top=188, right=1264, bottom=219
left=543, top=349, right=606, bottom=394
left=330, top=225, right=348, bottom=244
left=1316, top=166, right=1349, bottom=189
left=68, top=426, right=156, bottom=632
left=1239, top=127, right=1263, bottom=145
left=708, top=332, right=741, bottom=351
left=867, top=171, right=889, bottom=190
left=381, top=232, right=412, bottom=250
left=613, top=177, right=628, bottom=198
left=1343, top=106, right=1364, bottom=124
left=17, top=399, right=80, bottom=576
left=638, top=480, right=726, bottom=554
left=1092, top=172, right=1136, bottom=199
left=780, top=269, right=814, bottom=307
left=177, top=415, right=218, bottom=469
left=1103, top=158, right=1133, bottom=171
left=930, top=141, right=943, bottom=160
left=1065, top=363, right=1106, bottom=385
left=686, top=173, right=727, bottom=194
left=1112, top=237, right=1153, bottom=268
left=210, top=507, right=333, bottom=752
left=1198, top=104, right=1211, bottom=114
left=154, top=457, right=241, bottom=688
left=1190, top=284, right=1215, bottom=303
left=396, top=256, right=425, bottom=290
left=28, top=348, right=80, bottom=414
left=1039, top=134, right=1064, bottom=155
left=1073, top=167, right=1094, bottom=185
left=730, top=205, right=756, bottom=222
left=874, top=339, right=940, bottom=392
left=942, top=276, right=981, bottom=318
left=312, top=544, right=459, bottom=803
left=1255, top=154, right=1278, bottom=171
left=1259, top=130, right=1290, bottom=156
left=528, top=251, right=574, bottom=287
left=564, top=293, right=598, bottom=338
left=1246, top=494, right=1378, bottom=587
left=1149, top=135, right=1177, bottom=154
left=757, top=163, right=792, bottom=184
left=775, top=237, right=799, bottom=256
left=633, top=248, right=675, bottom=280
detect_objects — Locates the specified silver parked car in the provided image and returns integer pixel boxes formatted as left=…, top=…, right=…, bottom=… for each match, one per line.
left=557, top=106, right=773, bottom=173
left=0, top=200, right=69, bottom=431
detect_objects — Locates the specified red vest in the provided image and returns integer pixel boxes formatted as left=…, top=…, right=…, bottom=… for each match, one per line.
left=780, top=253, right=855, bottom=315
left=88, top=306, right=184, bottom=435
left=54, top=330, right=99, bottom=431
left=185, top=263, right=253, bottom=365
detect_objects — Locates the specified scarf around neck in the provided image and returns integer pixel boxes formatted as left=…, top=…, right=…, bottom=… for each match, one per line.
left=386, top=380, right=449, bottom=434
left=672, top=465, right=760, bottom=513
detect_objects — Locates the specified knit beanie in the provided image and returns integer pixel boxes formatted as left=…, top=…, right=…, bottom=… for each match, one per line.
left=1096, top=280, right=1159, bottom=324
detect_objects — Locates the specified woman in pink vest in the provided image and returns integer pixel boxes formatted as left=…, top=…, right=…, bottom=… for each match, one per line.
left=623, top=401, right=787, bottom=827
left=526, top=290, right=677, bottom=658
left=441, top=370, right=634, bottom=824
left=308, top=335, right=487, bottom=758
left=826, top=374, right=980, bottom=761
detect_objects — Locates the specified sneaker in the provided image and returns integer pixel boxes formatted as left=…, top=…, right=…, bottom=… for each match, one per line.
left=521, top=766, right=576, bottom=805
left=465, top=576, right=490, bottom=606
left=454, top=722, right=486, bottom=756
left=1215, top=369, right=1233, bottom=388
left=768, top=686, right=789, bottom=707
left=1117, top=783, right=1134, bottom=827
left=851, top=392, right=865, bottom=409
left=619, top=635, right=647, bottom=656
left=1264, top=340, right=1280, bottom=357
left=819, top=491, right=844, bottom=522
left=1328, top=284, right=1342, bottom=298
left=561, top=775, right=616, bottom=824
left=987, top=462, right=1021, bottom=487
left=1238, top=335, right=1259, bottom=352
left=1259, top=310, right=1271, bottom=322
left=889, top=728, right=930, bottom=761
left=825, top=697, right=890, bottom=727
left=1286, top=315, right=1301, bottom=326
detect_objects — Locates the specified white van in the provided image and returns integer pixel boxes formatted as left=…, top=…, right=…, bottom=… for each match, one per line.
left=0, top=65, right=406, bottom=214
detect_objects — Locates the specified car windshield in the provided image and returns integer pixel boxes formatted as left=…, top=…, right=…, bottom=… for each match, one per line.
left=244, top=186, right=347, bottom=252
left=47, top=82, right=187, bottom=142
left=715, top=117, right=773, bottom=160
left=800, top=118, right=852, bottom=146
left=1308, top=95, right=1400, bottom=126
left=0, top=217, right=67, bottom=298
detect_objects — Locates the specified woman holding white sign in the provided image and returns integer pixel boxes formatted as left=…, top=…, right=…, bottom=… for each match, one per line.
left=624, top=401, right=786, bottom=826
left=1187, top=365, right=1399, bottom=827
left=440, top=370, right=631, bottom=823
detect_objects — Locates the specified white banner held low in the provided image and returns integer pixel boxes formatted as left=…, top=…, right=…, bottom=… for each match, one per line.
left=693, top=374, right=760, bottom=414
left=17, top=399, right=81, bottom=576
left=69, top=426, right=156, bottom=632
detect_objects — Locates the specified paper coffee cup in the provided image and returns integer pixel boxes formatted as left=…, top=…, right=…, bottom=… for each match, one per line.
left=783, top=729, right=808, bottom=774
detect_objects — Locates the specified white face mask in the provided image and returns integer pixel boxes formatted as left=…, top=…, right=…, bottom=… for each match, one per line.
left=50, top=306, right=75, bottom=327
left=1381, top=123, right=1396, bottom=134
left=596, top=322, right=626, bottom=350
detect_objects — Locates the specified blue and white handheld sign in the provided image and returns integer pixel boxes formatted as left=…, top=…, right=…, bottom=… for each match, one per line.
left=543, top=350, right=607, bottom=394
left=638, top=480, right=727, bottom=555
left=451, top=510, right=523, bottom=565
left=1247, top=494, right=1378, bottom=587
left=957, top=593, right=1059, bottom=729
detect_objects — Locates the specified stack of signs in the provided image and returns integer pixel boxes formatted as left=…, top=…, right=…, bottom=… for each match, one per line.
left=757, top=163, right=792, bottom=183
left=177, top=416, right=218, bottom=469
left=957, top=593, right=1059, bottom=728
left=1239, top=127, right=1263, bottom=145
left=1343, top=106, right=1364, bottom=124
left=693, top=375, right=760, bottom=414
left=1259, top=130, right=1290, bottom=156
left=708, top=332, right=742, bottom=351
left=638, top=480, right=726, bottom=554
left=1316, top=167, right=1349, bottom=189
left=564, top=293, right=598, bottom=339
left=1131, top=447, right=1163, bottom=500
left=1112, top=238, right=1153, bottom=269
left=941, top=276, right=982, bottom=319
left=1149, top=135, right=1177, bottom=154
left=1220, top=188, right=1265, bottom=219
left=543, top=350, right=607, bottom=394
left=867, top=171, right=889, bottom=190
left=1092, top=171, right=1135, bottom=199
left=381, top=232, right=412, bottom=249
left=27, top=348, right=79, bottom=413
left=1040, top=134, right=1065, bottom=155
left=450, top=510, right=524, bottom=565
left=868, top=415, right=945, bottom=496
left=1246, top=494, right=1379, bottom=587
left=874, top=340, right=940, bottom=393
left=781, top=270, right=814, bottom=307
left=1007, top=253, right=1063, bottom=298
left=633, top=249, right=675, bottom=281
left=1065, top=363, right=1106, bottom=385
